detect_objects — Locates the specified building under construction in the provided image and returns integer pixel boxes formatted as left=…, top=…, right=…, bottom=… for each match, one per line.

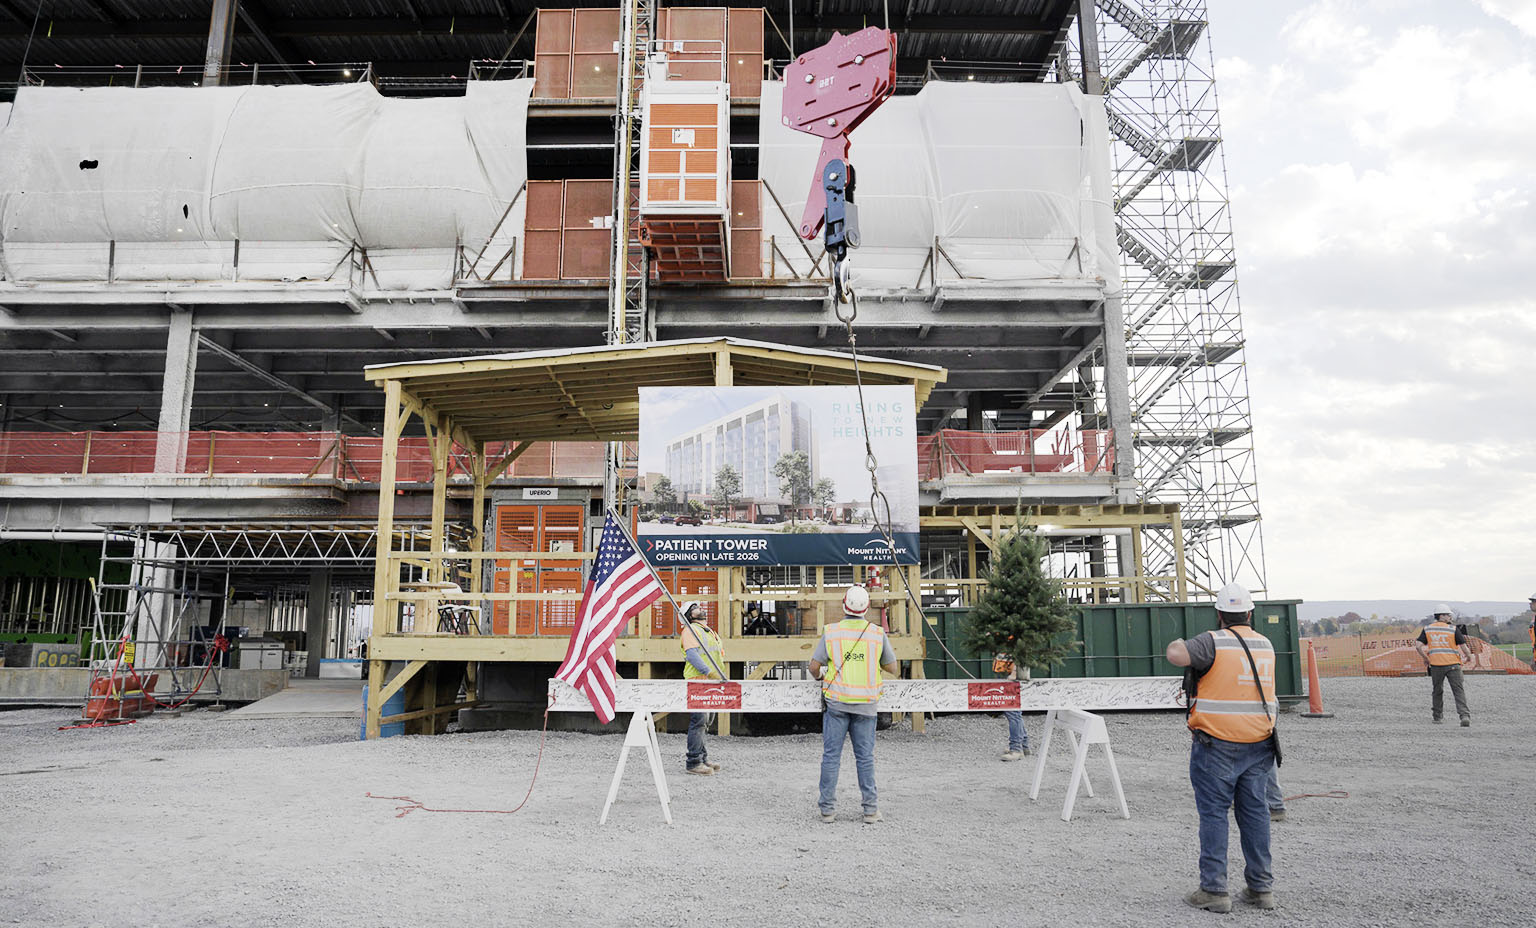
left=0, top=1, right=1264, bottom=732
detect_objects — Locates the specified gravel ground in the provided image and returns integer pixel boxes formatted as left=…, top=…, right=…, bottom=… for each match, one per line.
left=2, top=675, right=1533, bottom=927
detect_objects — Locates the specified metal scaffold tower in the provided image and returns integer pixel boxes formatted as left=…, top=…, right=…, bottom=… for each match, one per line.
left=605, top=0, right=656, bottom=510
left=1089, top=0, right=1266, bottom=596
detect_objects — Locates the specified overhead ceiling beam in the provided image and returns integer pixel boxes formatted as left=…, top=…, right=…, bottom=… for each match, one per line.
left=0, top=0, right=32, bottom=26
left=235, top=0, right=304, bottom=82
left=197, top=334, right=370, bottom=431
left=0, top=14, right=1059, bottom=40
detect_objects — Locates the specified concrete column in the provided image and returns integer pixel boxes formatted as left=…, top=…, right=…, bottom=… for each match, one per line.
left=1102, top=296, right=1136, bottom=500
left=154, top=311, right=198, bottom=473
left=965, top=393, right=985, bottom=431
left=203, top=0, right=240, bottom=87
left=304, top=567, right=331, bottom=677
left=1076, top=1, right=1104, bottom=95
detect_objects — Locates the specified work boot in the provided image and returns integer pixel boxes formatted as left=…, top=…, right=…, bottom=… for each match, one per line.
left=707, top=761, right=723, bottom=771
left=862, top=810, right=882, bottom=824
left=1270, top=809, right=1287, bottom=823
left=1238, top=888, right=1276, bottom=910
left=1460, top=718, right=1471, bottom=727
left=685, top=764, right=714, bottom=776
left=1000, top=750, right=1023, bottom=762
left=1432, top=718, right=1444, bottom=724
left=1184, top=890, right=1232, bottom=914
left=819, top=811, right=835, bottom=824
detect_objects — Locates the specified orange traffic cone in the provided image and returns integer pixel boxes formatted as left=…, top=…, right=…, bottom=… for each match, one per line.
left=1300, top=639, right=1334, bottom=719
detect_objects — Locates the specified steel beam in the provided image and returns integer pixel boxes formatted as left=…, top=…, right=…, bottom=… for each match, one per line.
left=202, top=0, right=239, bottom=87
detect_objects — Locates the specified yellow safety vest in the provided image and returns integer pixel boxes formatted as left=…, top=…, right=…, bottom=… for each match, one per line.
left=1423, top=622, right=1461, bottom=666
left=821, top=619, right=886, bottom=704
left=1187, top=626, right=1278, bottom=744
left=681, top=625, right=724, bottom=680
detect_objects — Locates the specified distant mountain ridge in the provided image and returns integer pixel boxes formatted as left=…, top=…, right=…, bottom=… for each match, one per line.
left=1299, top=600, right=1529, bottom=622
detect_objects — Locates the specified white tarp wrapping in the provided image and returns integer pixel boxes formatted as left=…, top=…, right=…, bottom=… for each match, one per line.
left=0, top=80, right=532, bottom=288
left=758, top=80, right=1118, bottom=291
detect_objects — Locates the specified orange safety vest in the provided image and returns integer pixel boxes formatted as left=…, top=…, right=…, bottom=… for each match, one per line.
left=821, top=618, right=887, bottom=705
left=1187, top=626, right=1278, bottom=744
left=1422, top=622, right=1461, bottom=666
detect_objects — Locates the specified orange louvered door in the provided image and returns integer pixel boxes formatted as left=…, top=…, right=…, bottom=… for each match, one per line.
left=493, top=505, right=538, bottom=634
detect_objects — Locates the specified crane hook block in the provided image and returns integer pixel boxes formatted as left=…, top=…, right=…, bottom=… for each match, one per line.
left=781, top=27, right=897, bottom=240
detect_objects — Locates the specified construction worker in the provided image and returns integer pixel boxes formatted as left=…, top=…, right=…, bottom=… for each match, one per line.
left=1413, top=604, right=1471, bottom=726
left=809, top=585, right=897, bottom=824
left=1527, top=594, right=1535, bottom=670
left=1167, top=582, right=1279, bottom=913
left=993, top=652, right=1030, bottom=760
left=679, top=601, right=724, bottom=775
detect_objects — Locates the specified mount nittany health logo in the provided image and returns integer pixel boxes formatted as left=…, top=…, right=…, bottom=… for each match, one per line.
left=687, top=681, right=743, bottom=711
left=967, top=681, right=1022, bottom=710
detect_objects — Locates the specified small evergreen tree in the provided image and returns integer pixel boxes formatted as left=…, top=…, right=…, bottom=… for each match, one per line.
left=963, top=520, right=1078, bottom=674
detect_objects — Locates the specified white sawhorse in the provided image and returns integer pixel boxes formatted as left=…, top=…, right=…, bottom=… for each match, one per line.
left=1028, top=707, right=1130, bottom=822
left=600, top=710, right=673, bottom=825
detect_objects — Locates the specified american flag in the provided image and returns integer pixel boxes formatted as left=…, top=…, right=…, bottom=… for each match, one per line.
left=554, top=511, right=664, bottom=723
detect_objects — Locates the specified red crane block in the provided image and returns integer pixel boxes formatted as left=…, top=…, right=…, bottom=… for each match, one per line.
left=781, top=27, right=897, bottom=239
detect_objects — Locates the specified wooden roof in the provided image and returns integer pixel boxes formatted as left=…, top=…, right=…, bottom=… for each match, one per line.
left=363, top=337, right=947, bottom=444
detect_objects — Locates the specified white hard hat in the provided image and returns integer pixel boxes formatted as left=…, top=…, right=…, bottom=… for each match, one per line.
left=681, top=601, right=703, bottom=619
left=1216, top=582, right=1254, bottom=613
left=842, top=586, right=870, bottom=616
left=1433, top=603, right=1453, bottom=616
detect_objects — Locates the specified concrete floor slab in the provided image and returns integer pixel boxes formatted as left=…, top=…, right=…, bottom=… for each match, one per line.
left=227, top=678, right=364, bottom=719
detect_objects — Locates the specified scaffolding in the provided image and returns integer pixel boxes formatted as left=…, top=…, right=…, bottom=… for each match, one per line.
left=1087, top=0, right=1266, bottom=597
left=85, top=521, right=467, bottom=706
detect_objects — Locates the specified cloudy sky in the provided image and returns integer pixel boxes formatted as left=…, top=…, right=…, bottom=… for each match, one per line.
left=1201, top=0, right=1535, bottom=600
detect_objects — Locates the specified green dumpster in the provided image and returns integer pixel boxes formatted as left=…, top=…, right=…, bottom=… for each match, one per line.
left=921, top=600, right=1304, bottom=702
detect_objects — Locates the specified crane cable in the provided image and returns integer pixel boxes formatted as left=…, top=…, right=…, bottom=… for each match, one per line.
left=833, top=285, right=978, bottom=680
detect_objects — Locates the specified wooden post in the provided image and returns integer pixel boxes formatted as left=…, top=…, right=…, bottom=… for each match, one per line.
left=910, top=659, right=926, bottom=733
left=815, top=567, right=826, bottom=633
left=367, top=379, right=405, bottom=740
left=429, top=412, right=450, bottom=585
left=716, top=565, right=732, bottom=736
left=966, top=532, right=978, bottom=606
left=1171, top=508, right=1188, bottom=602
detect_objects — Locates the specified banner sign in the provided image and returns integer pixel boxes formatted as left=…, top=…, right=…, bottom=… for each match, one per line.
left=549, top=677, right=1184, bottom=714
left=637, top=385, right=920, bottom=566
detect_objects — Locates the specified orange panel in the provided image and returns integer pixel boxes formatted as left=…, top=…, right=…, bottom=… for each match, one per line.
left=648, top=178, right=682, bottom=201
left=666, top=7, right=727, bottom=42
left=572, top=8, right=620, bottom=53
left=650, top=103, right=720, bottom=125
left=650, top=150, right=682, bottom=174
left=535, top=9, right=572, bottom=54
left=526, top=180, right=564, bottom=230
left=653, top=569, right=720, bottom=636
left=493, top=504, right=538, bottom=634
left=684, top=178, right=718, bottom=202
left=571, top=53, right=619, bottom=97
left=538, top=571, right=585, bottom=636
left=730, top=228, right=761, bottom=279
left=534, top=54, right=571, bottom=100
left=731, top=180, right=761, bottom=229
left=561, top=229, right=610, bottom=279
left=563, top=179, right=612, bottom=224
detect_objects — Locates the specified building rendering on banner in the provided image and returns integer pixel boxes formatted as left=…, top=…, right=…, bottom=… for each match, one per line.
left=663, top=391, right=817, bottom=501
left=0, top=2, right=1263, bottom=721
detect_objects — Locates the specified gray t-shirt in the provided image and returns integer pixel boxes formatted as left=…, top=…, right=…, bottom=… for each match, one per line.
left=1184, top=630, right=1219, bottom=674
left=812, top=620, right=898, bottom=717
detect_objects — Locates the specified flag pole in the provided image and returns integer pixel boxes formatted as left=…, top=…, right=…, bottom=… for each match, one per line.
left=607, top=508, right=730, bottom=682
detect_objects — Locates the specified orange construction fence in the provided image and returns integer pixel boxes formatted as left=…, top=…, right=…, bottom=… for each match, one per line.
left=1303, top=634, right=1534, bottom=677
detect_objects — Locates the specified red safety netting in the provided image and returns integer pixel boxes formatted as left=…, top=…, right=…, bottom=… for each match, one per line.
left=0, top=431, right=645, bottom=482
left=917, top=429, right=1115, bottom=480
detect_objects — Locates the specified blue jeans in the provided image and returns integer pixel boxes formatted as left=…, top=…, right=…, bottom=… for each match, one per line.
left=819, top=703, right=878, bottom=815
left=686, top=712, right=710, bottom=768
left=1005, top=710, right=1029, bottom=751
left=1266, top=761, right=1284, bottom=813
left=1190, top=734, right=1275, bottom=894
